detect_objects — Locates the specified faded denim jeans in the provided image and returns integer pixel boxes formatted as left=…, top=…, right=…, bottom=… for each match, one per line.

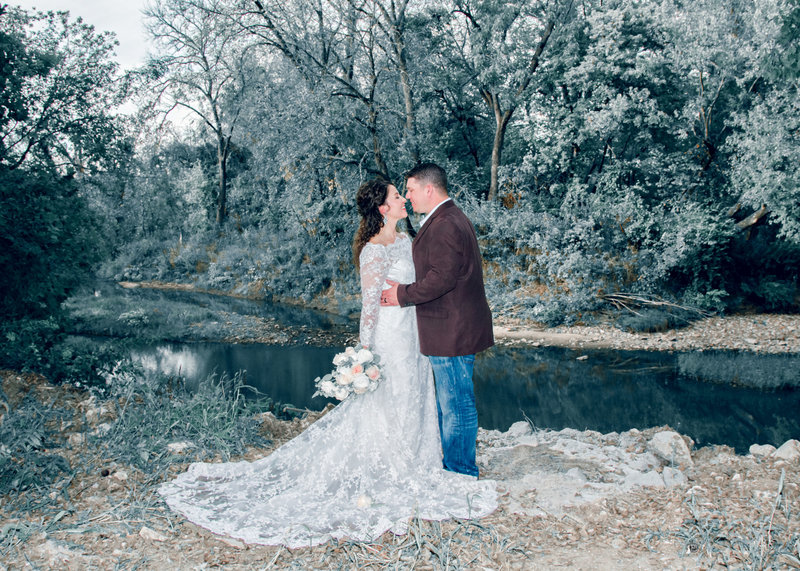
left=428, top=355, right=479, bottom=478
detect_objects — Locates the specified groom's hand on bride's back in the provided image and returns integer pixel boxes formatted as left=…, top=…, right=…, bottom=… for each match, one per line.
left=381, top=281, right=401, bottom=306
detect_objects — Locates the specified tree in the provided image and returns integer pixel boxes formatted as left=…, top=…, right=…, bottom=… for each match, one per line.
left=355, top=0, right=420, bottom=163
left=0, top=5, right=113, bottom=319
left=241, top=0, right=386, bottom=176
left=0, top=6, right=124, bottom=174
left=433, top=0, right=567, bottom=200
left=727, top=0, right=800, bottom=244
left=664, top=0, right=767, bottom=192
left=144, top=0, right=254, bottom=225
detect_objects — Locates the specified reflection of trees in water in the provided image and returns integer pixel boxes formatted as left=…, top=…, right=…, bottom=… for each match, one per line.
left=117, top=293, right=799, bottom=454
left=94, top=280, right=354, bottom=331
left=133, top=342, right=337, bottom=411
left=131, top=346, right=202, bottom=380
left=677, top=351, right=800, bottom=389
left=475, top=347, right=800, bottom=453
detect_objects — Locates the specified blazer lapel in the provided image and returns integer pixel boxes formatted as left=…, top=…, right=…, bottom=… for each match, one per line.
left=413, top=200, right=454, bottom=248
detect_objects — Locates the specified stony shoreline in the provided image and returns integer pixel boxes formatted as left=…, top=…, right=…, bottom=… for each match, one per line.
left=494, top=313, right=800, bottom=354
left=2, top=314, right=800, bottom=569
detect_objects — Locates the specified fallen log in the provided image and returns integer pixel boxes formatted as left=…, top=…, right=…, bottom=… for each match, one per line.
left=735, top=204, right=768, bottom=230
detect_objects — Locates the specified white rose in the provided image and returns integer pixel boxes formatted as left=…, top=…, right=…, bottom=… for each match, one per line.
left=345, top=346, right=357, bottom=357
left=332, top=352, right=348, bottom=366
left=319, top=380, right=336, bottom=396
left=355, top=348, right=373, bottom=363
left=352, top=373, right=370, bottom=393
left=334, top=388, right=349, bottom=400
left=337, top=370, right=354, bottom=385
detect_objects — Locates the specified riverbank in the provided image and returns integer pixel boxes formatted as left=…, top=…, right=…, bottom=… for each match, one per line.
left=495, top=313, right=800, bottom=354
left=8, top=283, right=792, bottom=567
left=1, top=371, right=798, bottom=569
left=114, top=279, right=800, bottom=353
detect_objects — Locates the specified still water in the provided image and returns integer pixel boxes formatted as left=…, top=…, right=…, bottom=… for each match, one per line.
left=132, top=341, right=800, bottom=453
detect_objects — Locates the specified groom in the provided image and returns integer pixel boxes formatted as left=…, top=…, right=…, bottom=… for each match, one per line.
left=381, top=163, right=494, bottom=478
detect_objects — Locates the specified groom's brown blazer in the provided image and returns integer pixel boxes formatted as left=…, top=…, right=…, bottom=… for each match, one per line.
left=397, top=200, right=494, bottom=357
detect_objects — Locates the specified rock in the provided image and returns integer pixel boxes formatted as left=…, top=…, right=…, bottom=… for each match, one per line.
left=35, top=539, right=77, bottom=565
left=611, top=538, right=626, bottom=550
left=139, top=526, right=168, bottom=542
left=217, top=536, right=246, bottom=549
left=506, top=421, right=532, bottom=438
left=662, top=466, right=687, bottom=488
left=624, top=469, right=665, bottom=489
left=749, top=444, right=777, bottom=458
left=773, top=440, right=800, bottom=462
left=167, top=441, right=195, bottom=453
left=67, top=433, right=85, bottom=447
left=565, top=467, right=588, bottom=483
left=112, top=470, right=129, bottom=481
left=94, top=422, right=112, bottom=435
left=647, top=431, right=693, bottom=468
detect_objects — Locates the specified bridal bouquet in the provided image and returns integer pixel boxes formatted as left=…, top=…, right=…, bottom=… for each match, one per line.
left=313, top=344, right=384, bottom=401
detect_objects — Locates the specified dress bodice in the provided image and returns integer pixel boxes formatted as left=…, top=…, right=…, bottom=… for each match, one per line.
left=358, top=233, right=415, bottom=349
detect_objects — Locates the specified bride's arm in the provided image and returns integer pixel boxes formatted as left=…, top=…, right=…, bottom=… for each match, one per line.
left=358, top=245, right=392, bottom=348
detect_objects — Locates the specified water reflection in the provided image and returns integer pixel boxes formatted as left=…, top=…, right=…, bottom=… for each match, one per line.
left=132, top=342, right=338, bottom=409
left=475, top=347, right=800, bottom=453
left=130, top=342, right=800, bottom=453
left=132, top=345, right=203, bottom=379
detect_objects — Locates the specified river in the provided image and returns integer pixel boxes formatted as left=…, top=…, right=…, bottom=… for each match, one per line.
left=130, top=339, right=800, bottom=453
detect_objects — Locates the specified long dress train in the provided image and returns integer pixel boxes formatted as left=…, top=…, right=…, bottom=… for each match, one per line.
left=158, top=233, right=497, bottom=547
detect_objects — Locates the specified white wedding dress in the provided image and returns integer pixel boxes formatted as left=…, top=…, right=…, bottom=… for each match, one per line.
left=158, top=233, right=497, bottom=547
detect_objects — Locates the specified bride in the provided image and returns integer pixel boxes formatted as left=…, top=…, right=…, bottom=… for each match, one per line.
left=159, top=178, right=497, bottom=548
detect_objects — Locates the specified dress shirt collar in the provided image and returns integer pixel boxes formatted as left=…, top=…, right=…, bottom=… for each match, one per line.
left=419, top=197, right=451, bottom=227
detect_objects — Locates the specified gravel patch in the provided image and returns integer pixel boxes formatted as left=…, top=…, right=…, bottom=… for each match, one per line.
left=494, top=314, right=800, bottom=354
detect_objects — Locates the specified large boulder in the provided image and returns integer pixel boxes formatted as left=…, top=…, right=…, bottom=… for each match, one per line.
left=647, top=430, right=693, bottom=468
left=749, top=444, right=777, bottom=458
left=773, top=439, right=800, bottom=463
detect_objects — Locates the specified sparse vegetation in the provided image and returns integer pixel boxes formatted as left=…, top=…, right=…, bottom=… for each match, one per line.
left=667, top=473, right=800, bottom=569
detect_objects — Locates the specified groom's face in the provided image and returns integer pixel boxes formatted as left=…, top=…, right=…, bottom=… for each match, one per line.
left=404, top=177, right=428, bottom=214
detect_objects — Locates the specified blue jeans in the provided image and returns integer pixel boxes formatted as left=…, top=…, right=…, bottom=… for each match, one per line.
left=428, top=355, right=479, bottom=478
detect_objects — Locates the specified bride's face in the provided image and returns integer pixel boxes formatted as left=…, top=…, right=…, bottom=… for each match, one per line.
left=382, top=185, right=408, bottom=221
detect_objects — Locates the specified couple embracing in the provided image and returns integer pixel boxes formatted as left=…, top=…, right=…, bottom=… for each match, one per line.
left=160, top=163, right=497, bottom=547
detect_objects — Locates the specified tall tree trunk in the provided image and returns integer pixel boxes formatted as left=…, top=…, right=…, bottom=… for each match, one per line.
left=485, top=91, right=513, bottom=202
left=216, top=133, right=229, bottom=225
left=394, top=30, right=418, bottom=163
left=482, top=18, right=555, bottom=202
left=369, top=105, right=389, bottom=177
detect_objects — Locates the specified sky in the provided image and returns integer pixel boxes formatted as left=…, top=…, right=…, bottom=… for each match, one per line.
left=10, top=1, right=151, bottom=69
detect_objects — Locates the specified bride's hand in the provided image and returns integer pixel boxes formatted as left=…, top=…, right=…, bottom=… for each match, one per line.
left=380, top=281, right=400, bottom=306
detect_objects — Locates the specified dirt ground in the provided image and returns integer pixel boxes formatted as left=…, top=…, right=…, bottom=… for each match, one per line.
left=1, top=314, right=799, bottom=570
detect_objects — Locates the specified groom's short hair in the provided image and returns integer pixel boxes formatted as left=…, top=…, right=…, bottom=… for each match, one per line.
left=405, top=162, right=448, bottom=194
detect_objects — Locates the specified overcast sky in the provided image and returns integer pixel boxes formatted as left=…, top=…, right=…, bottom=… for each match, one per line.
left=10, top=1, right=151, bottom=69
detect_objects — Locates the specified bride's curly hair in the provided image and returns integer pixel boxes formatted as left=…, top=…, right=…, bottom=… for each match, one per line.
left=353, top=178, right=390, bottom=267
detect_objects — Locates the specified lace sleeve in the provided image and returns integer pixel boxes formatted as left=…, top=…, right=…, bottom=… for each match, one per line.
left=358, top=244, right=392, bottom=348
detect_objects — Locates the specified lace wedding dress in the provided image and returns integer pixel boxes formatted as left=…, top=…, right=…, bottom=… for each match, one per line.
left=158, top=233, right=497, bottom=547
